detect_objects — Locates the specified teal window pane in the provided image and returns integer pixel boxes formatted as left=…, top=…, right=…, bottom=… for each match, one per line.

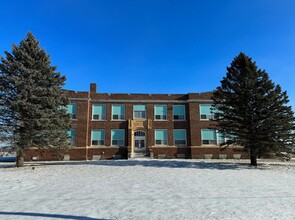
left=173, top=105, right=186, bottom=120
left=174, top=129, right=186, bottom=145
left=93, top=105, right=106, bottom=115
left=155, top=105, right=166, bottom=115
left=91, top=130, right=105, bottom=145
left=155, top=130, right=168, bottom=145
left=112, top=105, right=125, bottom=120
left=67, top=104, right=77, bottom=114
left=155, top=105, right=167, bottom=120
left=218, top=132, right=225, bottom=141
left=67, top=129, right=76, bottom=137
left=200, top=105, right=212, bottom=115
left=67, top=129, right=76, bottom=146
left=134, top=105, right=146, bottom=111
left=174, top=129, right=186, bottom=140
left=200, top=104, right=215, bottom=120
left=111, top=130, right=124, bottom=140
left=155, top=130, right=167, bottom=140
left=93, top=104, right=106, bottom=120
left=112, top=105, right=124, bottom=115
left=67, top=104, right=77, bottom=119
left=201, top=130, right=216, bottom=140
left=134, top=105, right=146, bottom=119
left=111, top=129, right=125, bottom=146
left=173, top=105, right=185, bottom=115
left=92, top=130, right=105, bottom=140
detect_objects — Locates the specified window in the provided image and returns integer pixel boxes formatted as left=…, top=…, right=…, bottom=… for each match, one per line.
left=173, top=105, right=186, bottom=120
left=174, top=129, right=187, bottom=146
left=67, top=129, right=76, bottom=146
left=112, top=105, right=125, bottom=120
left=155, top=129, right=168, bottom=145
left=67, top=104, right=77, bottom=119
left=133, top=105, right=146, bottom=119
left=111, top=129, right=125, bottom=146
left=91, top=130, right=105, bottom=146
left=217, top=132, right=235, bottom=145
left=201, top=129, right=234, bottom=145
left=201, top=129, right=217, bottom=145
left=154, top=105, right=167, bottom=120
left=92, top=104, right=106, bottom=120
left=200, top=104, right=215, bottom=120
left=217, top=132, right=226, bottom=145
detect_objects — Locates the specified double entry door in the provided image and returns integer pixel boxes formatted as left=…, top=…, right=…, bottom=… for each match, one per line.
left=134, top=131, right=146, bottom=153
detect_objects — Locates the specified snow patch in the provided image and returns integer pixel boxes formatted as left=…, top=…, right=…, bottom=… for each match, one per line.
left=1, top=159, right=295, bottom=219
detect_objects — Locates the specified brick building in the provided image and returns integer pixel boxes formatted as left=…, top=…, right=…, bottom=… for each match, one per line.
left=25, top=83, right=248, bottom=161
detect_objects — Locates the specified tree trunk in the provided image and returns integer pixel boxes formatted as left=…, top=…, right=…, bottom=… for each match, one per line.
left=250, top=149, right=257, bottom=166
left=16, top=146, right=25, bottom=167
left=16, top=155, right=24, bottom=167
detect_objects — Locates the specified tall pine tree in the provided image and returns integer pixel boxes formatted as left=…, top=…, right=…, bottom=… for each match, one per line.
left=212, top=52, right=295, bottom=166
left=0, top=33, right=71, bottom=167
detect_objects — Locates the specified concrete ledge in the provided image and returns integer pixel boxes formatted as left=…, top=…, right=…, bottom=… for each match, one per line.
left=233, top=154, right=241, bottom=159
left=92, top=155, right=102, bottom=160
left=204, top=154, right=213, bottom=159
left=150, top=146, right=189, bottom=148
left=158, top=154, right=166, bottom=159
left=63, top=155, right=70, bottom=161
left=219, top=154, right=227, bottom=159
left=190, top=146, right=244, bottom=149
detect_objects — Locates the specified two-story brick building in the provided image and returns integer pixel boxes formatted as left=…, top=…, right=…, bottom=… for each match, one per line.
left=25, top=83, right=247, bottom=161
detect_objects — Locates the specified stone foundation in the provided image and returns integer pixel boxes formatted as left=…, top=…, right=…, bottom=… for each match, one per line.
left=25, top=146, right=248, bottom=161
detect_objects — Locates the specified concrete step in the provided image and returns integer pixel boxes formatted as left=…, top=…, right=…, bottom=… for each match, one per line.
left=130, top=153, right=150, bottom=159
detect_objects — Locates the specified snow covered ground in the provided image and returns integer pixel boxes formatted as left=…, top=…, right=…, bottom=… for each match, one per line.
left=1, top=159, right=295, bottom=220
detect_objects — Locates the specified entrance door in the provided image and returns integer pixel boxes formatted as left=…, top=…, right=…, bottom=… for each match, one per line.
left=134, top=131, right=146, bottom=153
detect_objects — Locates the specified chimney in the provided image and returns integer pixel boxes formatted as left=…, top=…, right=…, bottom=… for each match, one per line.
left=90, top=83, right=97, bottom=93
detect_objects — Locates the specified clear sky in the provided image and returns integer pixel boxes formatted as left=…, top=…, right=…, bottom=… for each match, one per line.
left=1, top=0, right=295, bottom=107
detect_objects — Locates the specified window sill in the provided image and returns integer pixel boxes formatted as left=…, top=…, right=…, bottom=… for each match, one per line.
left=201, top=144, right=218, bottom=146
left=111, top=119, right=126, bottom=121
left=89, top=145, right=126, bottom=148
left=91, top=119, right=107, bottom=121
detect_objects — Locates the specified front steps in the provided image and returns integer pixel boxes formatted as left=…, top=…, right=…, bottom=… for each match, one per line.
left=130, top=152, right=150, bottom=159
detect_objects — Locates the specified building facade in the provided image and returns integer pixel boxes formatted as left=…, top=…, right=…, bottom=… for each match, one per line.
left=25, top=83, right=248, bottom=161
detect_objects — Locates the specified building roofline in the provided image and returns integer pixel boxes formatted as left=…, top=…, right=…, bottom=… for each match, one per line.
left=69, top=98, right=213, bottom=103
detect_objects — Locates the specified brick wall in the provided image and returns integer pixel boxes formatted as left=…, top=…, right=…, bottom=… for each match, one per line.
left=24, top=84, right=249, bottom=161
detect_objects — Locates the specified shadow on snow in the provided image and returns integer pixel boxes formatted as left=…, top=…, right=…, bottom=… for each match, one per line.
left=22, top=159, right=257, bottom=170
left=0, top=163, right=15, bottom=169
left=0, top=211, right=107, bottom=220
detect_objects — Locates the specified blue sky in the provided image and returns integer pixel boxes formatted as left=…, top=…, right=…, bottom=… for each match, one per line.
left=1, top=0, right=295, bottom=107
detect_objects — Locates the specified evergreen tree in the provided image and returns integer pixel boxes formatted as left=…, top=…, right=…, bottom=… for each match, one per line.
left=212, top=52, right=295, bottom=166
left=0, top=33, right=71, bottom=167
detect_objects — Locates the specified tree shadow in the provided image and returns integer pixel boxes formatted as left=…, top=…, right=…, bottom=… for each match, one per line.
left=0, top=211, right=108, bottom=220
left=0, top=162, right=15, bottom=169
left=25, top=159, right=254, bottom=170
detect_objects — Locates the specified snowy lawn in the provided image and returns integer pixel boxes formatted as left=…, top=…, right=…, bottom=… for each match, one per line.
left=1, top=159, right=295, bottom=220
